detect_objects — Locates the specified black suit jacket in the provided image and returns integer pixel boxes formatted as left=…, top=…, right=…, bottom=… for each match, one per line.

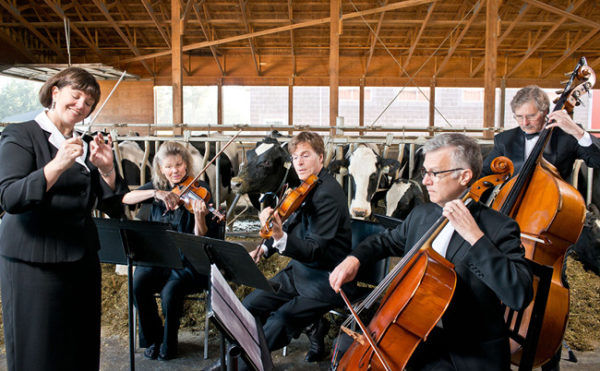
left=482, top=126, right=600, bottom=180
left=0, top=120, right=129, bottom=263
left=266, top=168, right=354, bottom=305
left=351, top=202, right=533, bottom=371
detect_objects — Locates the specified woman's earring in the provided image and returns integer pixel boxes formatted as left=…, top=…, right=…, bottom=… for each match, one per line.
left=51, top=100, right=56, bottom=110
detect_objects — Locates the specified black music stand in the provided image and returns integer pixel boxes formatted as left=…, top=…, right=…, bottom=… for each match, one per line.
left=94, top=218, right=184, bottom=371
left=167, top=232, right=276, bottom=370
left=209, top=265, right=274, bottom=371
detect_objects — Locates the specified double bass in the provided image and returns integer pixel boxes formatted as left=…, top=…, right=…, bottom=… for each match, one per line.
left=489, top=57, right=594, bottom=367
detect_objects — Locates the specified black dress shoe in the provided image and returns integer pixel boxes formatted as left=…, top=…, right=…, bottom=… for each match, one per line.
left=304, top=318, right=330, bottom=362
left=143, top=343, right=159, bottom=360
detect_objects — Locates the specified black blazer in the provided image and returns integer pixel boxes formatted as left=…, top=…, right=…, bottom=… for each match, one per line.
left=266, top=168, right=353, bottom=305
left=482, top=126, right=600, bottom=180
left=0, top=120, right=128, bottom=263
left=351, top=202, right=533, bottom=371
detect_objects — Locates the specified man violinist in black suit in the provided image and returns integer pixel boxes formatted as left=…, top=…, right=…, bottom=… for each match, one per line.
left=481, top=84, right=600, bottom=371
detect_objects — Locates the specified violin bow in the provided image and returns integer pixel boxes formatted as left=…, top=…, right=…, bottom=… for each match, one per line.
left=177, top=129, right=243, bottom=195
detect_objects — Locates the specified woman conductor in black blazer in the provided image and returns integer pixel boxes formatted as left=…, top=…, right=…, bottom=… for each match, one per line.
left=0, top=67, right=128, bottom=370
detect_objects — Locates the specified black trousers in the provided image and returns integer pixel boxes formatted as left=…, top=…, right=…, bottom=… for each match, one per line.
left=0, top=252, right=101, bottom=371
left=242, top=267, right=334, bottom=352
left=133, top=265, right=207, bottom=356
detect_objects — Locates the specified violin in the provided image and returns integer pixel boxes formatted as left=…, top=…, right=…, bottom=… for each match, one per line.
left=259, top=174, right=318, bottom=239
left=171, top=176, right=225, bottom=223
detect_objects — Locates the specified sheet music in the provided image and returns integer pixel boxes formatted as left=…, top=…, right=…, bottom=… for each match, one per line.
left=210, top=265, right=263, bottom=370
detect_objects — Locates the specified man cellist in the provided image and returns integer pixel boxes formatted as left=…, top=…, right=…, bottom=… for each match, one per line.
left=330, top=133, right=533, bottom=371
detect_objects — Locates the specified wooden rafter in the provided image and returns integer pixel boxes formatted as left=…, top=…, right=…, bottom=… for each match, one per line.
left=90, top=0, right=153, bottom=75
left=141, top=0, right=171, bottom=48
left=403, top=1, right=436, bottom=71
left=0, top=0, right=65, bottom=60
left=506, top=0, right=586, bottom=78
left=43, top=0, right=104, bottom=58
left=0, top=28, right=37, bottom=63
left=71, top=0, right=97, bottom=48
left=522, top=0, right=598, bottom=29
left=541, top=29, right=600, bottom=78
left=471, top=3, right=529, bottom=77
left=122, top=0, right=435, bottom=64
left=239, top=0, right=261, bottom=76
left=436, top=0, right=482, bottom=76
left=364, top=0, right=389, bottom=77
left=192, top=2, right=224, bottom=75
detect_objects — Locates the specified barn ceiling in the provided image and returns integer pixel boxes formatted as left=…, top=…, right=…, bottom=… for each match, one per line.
left=1, top=1, right=600, bottom=86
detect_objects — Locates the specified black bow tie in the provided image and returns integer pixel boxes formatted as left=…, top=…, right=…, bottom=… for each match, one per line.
left=523, top=132, right=540, bottom=140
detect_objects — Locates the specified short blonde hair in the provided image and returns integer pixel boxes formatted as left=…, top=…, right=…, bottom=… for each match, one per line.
left=152, top=142, right=195, bottom=190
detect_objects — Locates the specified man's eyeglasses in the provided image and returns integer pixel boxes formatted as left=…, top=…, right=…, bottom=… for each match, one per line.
left=420, top=168, right=463, bottom=179
left=513, top=111, right=541, bottom=122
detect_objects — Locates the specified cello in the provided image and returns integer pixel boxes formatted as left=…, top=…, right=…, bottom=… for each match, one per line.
left=334, top=161, right=513, bottom=370
left=489, top=57, right=594, bottom=367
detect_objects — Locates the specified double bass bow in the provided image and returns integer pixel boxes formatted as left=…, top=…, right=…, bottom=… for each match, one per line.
left=488, top=57, right=594, bottom=367
left=333, top=165, right=511, bottom=371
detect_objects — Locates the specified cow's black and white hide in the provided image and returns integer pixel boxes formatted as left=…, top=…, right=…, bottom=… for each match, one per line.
left=231, top=135, right=300, bottom=210
left=385, top=179, right=426, bottom=220
left=571, top=204, right=600, bottom=275
left=328, top=144, right=401, bottom=219
left=117, top=140, right=153, bottom=188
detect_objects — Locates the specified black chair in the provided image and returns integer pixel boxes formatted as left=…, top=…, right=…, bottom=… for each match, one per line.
left=504, top=259, right=553, bottom=371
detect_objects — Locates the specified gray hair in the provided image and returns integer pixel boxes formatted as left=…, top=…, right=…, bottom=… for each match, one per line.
left=510, top=85, right=550, bottom=114
left=422, top=133, right=482, bottom=185
left=152, top=141, right=195, bottom=190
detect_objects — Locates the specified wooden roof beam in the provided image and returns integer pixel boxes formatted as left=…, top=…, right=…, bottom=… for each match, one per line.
left=239, top=0, right=261, bottom=76
left=506, top=0, right=586, bottom=78
left=43, top=0, right=104, bottom=59
left=192, top=2, right=224, bottom=75
left=91, top=0, right=153, bottom=75
left=0, top=0, right=65, bottom=60
left=403, top=2, right=436, bottom=71
left=436, top=0, right=482, bottom=76
left=122, top=0, right=435, bottom=64
left=141, top=0, right=171, bottom=48
left=0, top=29, right=38, bottom=63
left=471, top=3, right=529, bottom=77
left=364, top=0, right=389, bottom=77
left=71, top=0, right=99, bottom=49
left=522, top=0, right=599, bottom=29
left=541, top=29, right=600, bottom=78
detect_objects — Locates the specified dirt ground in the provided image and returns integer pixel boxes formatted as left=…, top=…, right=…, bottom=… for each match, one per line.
left=0, top=241, right=599, bottom=370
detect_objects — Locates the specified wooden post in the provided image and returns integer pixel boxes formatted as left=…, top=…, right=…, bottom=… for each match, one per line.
left=483, top=0, right=498, bottom=139
left=288, top=77, right=294, bottom=135
left=171, top=0, right=183, bottom=135
left=499, top=77, right=506, bottom=129
left=329, top=0, right=340, bottom=135
left=429, top=77, right=436, bottom=137
left=217, top=78, right=223, bottom=128
left=359, top=78, right=365, bottom=134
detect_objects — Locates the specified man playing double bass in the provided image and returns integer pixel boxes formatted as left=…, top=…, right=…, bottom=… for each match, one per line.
left=482, top=85, right=600, bottom=180
left=330, top=133, right=533, bottom=371
left=481, top=85, right=600, bottom=371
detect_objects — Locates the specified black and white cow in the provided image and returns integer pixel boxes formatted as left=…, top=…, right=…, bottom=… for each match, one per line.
left=328, top=144, right=401, bottom=218
left=231, top=135, right=300, bottom=210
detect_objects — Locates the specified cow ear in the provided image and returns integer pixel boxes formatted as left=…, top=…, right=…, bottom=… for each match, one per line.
left=328, top=159, right=349, bottom=174
left=381, top=159, right=402, bottom=176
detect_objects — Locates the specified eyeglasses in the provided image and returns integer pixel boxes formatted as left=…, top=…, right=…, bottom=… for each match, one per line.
left=420, top=168, right=463, bottom=179
left=513, top=111, right=541, bottom=122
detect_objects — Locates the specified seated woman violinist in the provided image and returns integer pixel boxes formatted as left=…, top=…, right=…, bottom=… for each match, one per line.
left=122, top=141, right=223, bottom=361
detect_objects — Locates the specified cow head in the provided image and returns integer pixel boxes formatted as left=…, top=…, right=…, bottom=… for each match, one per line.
left=385, top=179, right=426, bottom=220
left=231, top=136, right=299, bottom=196
left=329, top=144, right=401, bottom=219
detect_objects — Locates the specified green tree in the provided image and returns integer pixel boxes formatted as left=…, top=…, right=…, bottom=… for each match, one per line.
left=0, top=78, right=42, bottom=122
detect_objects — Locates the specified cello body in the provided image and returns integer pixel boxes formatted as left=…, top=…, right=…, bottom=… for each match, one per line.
left=491, top=158, right=585, bottom=367
left=337, top=248, right=456, bottom=371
